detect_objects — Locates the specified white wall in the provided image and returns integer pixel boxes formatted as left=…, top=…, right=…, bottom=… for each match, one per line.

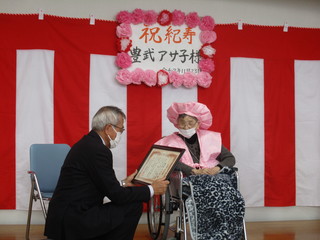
left=1, top=0, right=320, bottom=28
left=1, top=0, right=320, bottom=224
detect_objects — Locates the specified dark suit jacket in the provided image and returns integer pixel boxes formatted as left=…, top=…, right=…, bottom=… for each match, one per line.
left=44, top=130, right=150, bottom=240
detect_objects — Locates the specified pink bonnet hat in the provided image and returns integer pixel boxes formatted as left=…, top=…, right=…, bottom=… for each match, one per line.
left=167, top=102, right=212, bottom=129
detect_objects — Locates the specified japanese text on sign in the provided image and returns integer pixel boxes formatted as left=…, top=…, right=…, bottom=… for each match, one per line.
left=139, top=26, right=196, bottom=44
left=128, top=23, right=202, bottom=73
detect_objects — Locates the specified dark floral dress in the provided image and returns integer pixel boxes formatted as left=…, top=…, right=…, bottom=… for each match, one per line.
left=183, top=167, right=245, bottom=240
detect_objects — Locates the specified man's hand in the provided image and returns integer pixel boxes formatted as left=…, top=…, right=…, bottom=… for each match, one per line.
left=151, top=178, right=170, bottom=195
left=122, top=170, right=138, bottom=187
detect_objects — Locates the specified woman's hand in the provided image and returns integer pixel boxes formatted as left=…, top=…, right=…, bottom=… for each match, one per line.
left=191, top=168, right=206, bottom=175
left=191, top=166, right=221, bottom=175
left=204, top=166, right=221, bottom=175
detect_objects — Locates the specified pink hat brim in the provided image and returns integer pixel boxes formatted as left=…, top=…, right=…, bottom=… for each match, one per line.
left=167, top=102, right=212, bottom=129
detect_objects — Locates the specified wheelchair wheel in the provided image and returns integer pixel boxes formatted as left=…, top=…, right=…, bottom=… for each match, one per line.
left=161, top=188, right=171, bottom=239
left=147, top=194, right=163, bottom=239
left=147, top=189, right=173, bottom=240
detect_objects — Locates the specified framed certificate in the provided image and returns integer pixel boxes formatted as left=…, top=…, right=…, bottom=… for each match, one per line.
left=133, top=145, right=185, bottom=185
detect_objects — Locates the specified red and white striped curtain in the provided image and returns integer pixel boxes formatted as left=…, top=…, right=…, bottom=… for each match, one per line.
left=0, top=14, right=319, bottom=210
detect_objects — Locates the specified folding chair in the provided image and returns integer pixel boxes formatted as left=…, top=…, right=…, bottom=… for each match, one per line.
left=25, top=143, right=70, bottom=240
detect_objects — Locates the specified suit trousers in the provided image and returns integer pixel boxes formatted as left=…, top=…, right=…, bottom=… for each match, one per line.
left=90, top=201, right=143, bottom=240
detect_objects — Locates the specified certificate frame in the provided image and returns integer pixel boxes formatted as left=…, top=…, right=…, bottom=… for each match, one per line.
left=133, top=145, right=185, bottom=185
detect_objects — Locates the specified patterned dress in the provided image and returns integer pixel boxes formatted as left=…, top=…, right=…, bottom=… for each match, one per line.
left=183, top=167, right=245, bottom=240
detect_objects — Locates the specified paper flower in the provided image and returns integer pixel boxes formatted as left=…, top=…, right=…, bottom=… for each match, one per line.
left=157, top=70, right=170, bottom=86
left=199, top=59, right=215, bottom=73
left=116, top=69, right=132, bottom=85
left=157, top=10, right=172, bottom=26
left=172, top=10, right=185, bottom=26
left=116, top=23, right=132, bottom=38
left=144, top=10, right=158, bottom=25
left=116, top=38, right=132, bottom=52
left=200, top=30, right=217, bottom=44
left=185, top=12, right=200, bottom=28
left=199, top=16, right=215, bottom=31
left=115, top=9, right=217, bottom=88
left=200, top=43, right=216, bottom=58
left=131, top=8, right=144, bottom=24
left=169, top=71, right=184, bottom=88
left=197, top=71, right=212, bottom=88
left=116, top=52, right=132, bottom=68
left=183, top=72, right=197, bottom=88
left=116, top=11, right=132, bottom=24
left=131, top=68, right=145, bottom=85
left=143, top=70, right=157, bottom=87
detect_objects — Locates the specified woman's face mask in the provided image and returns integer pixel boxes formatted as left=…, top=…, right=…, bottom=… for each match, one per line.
left=177, top=115, right=198, bottom=138
left=178, top=127, right=197, bottom=139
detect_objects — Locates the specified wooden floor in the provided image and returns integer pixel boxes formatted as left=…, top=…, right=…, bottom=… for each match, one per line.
left=0, top=220, right=319, bottom=240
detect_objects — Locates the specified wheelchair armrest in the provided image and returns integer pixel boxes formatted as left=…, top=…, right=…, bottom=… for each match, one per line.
left=169, top=171, right=184, bottom=199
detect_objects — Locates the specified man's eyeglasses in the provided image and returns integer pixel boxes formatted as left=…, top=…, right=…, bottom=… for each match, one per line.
left=111, top=124, right=125, bottom=133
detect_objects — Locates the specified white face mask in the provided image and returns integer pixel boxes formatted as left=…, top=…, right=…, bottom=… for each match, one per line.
left=108, top=126, right=122, bottom=148
left=178, top=127, right=196, bottom=139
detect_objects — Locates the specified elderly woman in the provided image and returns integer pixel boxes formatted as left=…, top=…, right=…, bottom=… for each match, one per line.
left=155, top=101, right=235, bottom=176
left=155, top=101, right=245, bottom=240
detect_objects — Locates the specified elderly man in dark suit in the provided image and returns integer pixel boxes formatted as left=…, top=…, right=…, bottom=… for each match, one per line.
left=44, top=106, right=169, bottom=240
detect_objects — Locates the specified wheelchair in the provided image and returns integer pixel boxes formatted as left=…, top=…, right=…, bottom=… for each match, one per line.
left=147, top=167, right=247, bottom=240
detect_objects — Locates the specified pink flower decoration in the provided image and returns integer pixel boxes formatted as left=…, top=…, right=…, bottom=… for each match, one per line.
left=200, top=43, right=216, bottom=59
left=183, top=72, right=197, bottom=88
left=114, top=10, right=218, bottom=88
left=116, top=69, right=132, bottom=85
left=144, top=10, right=158, bottom=25
left=116, top=52, right=132, bottom=68
left=157, top=70, right=169, bottom=86
left=200, top=31, right=217, bottom=44
left=169, top=71, right=183, bottom=87
left=199, top=16, right=215, bottom=31
left=143, top=70, right=157, bottom=87
left=131, top=68, right=145, bottom=85
left=172, top=10, right=185, bottom=26
left=116, top=11, right=132, bottom=24
left=116, top=23, right=132, bottom=38
left=157, top=10, right=172, bottom=26
left=131, top=8, right=144, bottom=24
left=185, top=12, right=200, bottom=28
left=197, top=71, right=212, bottom=88
left=199, top=59, right=215, bottom=73
left=116, top=38, right=132, bottom=52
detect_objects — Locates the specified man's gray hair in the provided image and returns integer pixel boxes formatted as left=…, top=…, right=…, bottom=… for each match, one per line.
left=91, top=106, right=126, bottom=131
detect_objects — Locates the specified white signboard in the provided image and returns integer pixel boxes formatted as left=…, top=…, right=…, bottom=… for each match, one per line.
left=128, top=24, right=201, bottom=74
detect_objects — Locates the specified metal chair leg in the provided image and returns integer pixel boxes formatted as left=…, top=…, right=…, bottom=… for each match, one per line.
left=235, top=169, right=248, bottom=240
left=34, top=175, right=47, bottom=218
left=26, top=179, right=35, bottom=240
left=242, top=219, right=248, bottom=240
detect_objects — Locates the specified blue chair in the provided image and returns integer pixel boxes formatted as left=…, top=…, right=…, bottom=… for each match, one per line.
left=25, top=143, right=70, bottom=240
